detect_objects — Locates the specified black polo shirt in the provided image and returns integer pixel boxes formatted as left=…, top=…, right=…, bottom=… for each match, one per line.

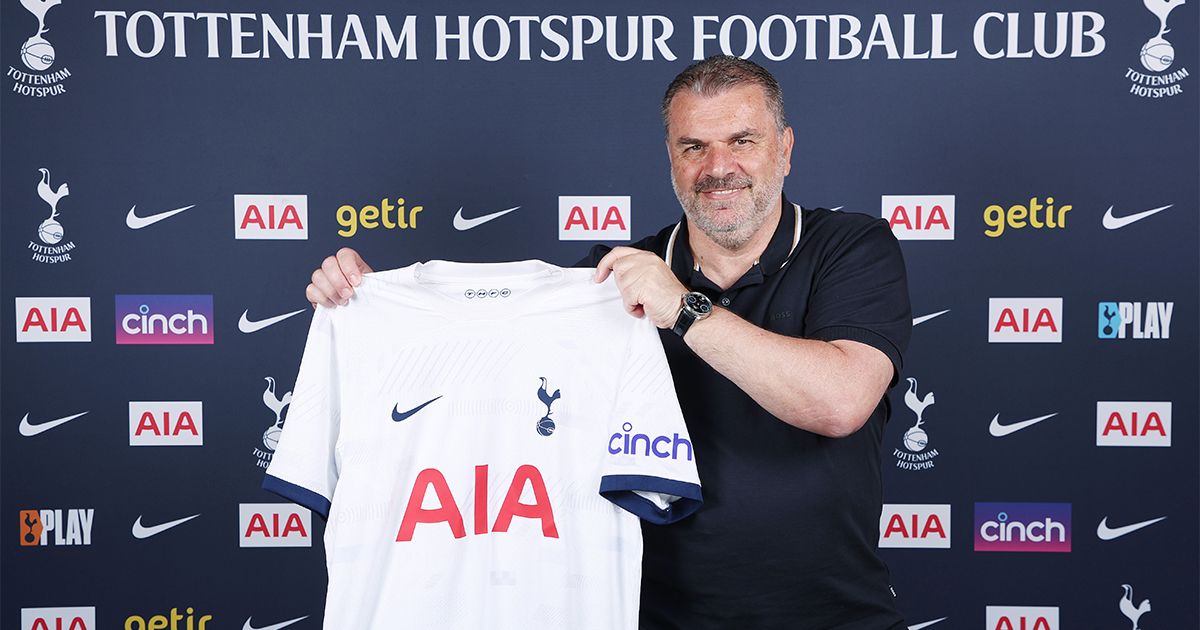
left=579, top=196, right=912, bottom=630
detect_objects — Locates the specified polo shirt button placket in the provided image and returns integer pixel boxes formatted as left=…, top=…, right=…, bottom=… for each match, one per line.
left=719, top=297, right=731, bottom=307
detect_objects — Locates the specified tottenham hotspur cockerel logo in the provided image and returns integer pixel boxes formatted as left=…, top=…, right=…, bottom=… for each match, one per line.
left=536, top=377, right=561, bottom=436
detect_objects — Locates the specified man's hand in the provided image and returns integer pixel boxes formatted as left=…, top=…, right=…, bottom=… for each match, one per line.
left=306, top=248, right=374, bottom=308
left=594, top=247, right=687, bottom=329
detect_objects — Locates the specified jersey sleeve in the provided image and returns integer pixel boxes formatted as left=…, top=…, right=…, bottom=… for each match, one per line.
left=598, top=318, right=702, bottom=524
left=262, top=306, right=340, bottom=518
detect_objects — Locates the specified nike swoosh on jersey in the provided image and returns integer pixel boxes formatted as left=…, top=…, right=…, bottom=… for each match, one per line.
left=909, top=618, right=948, bottom=630
left=392, top=396, right=442, bottom=422
left=126, top=204, right=197, bottom=229
left=453, top=206, right=521, bottom=231
left=913, top=309, right=950, bottom=326
left=19, top=411, right=89, bottom=437
left=989, top=413, right=1058, bottom=437
left=1102, top=204, right=1172, bottom=230
left=243, top=616, right=309, bottom=630
left=1096, top=516, right=1166, bottom=540
left=239, top=309, right=306, bottom=334
left=132, top=513, right=201, bottom=539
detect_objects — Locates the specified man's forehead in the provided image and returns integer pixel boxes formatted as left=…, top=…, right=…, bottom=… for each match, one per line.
left=666, top=84, right=776, bottom=137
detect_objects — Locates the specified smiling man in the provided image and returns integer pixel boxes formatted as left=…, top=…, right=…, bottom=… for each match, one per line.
left=307, top=56, right=912, bottom=629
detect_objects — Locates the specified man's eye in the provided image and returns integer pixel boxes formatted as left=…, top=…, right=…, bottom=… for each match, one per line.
left=685, top=145, right=702, bottom=152
left=735, top=138, right=751, bottom=145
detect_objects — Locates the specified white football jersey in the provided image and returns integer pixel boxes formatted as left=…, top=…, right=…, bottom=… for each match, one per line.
left=265, top=260, right=701, bottom=629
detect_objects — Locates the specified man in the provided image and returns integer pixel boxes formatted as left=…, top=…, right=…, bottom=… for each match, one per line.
left=307, top=56, right=911, bottom=629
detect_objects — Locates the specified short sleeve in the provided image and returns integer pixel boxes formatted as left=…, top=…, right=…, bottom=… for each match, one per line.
left=805, top=219, right=912, bottom=383
left=598, top=318, right=702, bottom=524
left=262, top=307, right=340, bottom=518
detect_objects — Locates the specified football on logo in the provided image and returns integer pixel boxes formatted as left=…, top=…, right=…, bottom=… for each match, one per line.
left=1141, top=37, right=1174, bottom=72
left=21, top=36, right=55, bottom=72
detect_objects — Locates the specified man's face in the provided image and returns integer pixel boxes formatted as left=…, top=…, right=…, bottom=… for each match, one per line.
left=666, top=84, right=794, bottom=250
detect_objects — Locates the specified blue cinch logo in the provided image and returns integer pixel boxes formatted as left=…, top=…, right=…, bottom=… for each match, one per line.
left=1098, top=302, right=1121, bottom=338
left=608, top=422, right=693, bottom=461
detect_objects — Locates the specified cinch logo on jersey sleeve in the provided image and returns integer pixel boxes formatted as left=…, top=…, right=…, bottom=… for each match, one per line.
left=115, top=295, right=213, bottom=344
left=235, top=195, right=307, bottom=239
left=983, top=197, right=1071, bottom=237
left=878, top=504, right=951, bottom=548
left=19, top=509, right=94, bottom=546
left=125, top=607, right=212, bottom=630
left=1098, top=302, right=1173, bottom=339
left=558, top=196, right=631, bottom=241
left=129, top=402, right=203, bottom=446
left=337, top=196, right=422, bottom=237
left=988, top=298, right=1062, bottom=343
left=1097, top=402, right=1171, bottom=447
left=985, top=606, right=1059, bottom=630
left=608, top=422, right=693, bottom=460
left=974, top=503, right=1070, bottom=553
left=16, top=298, right=91, bottom=342
left=239, top=504, right=310, bottom=547
left=882, top=195, right=954, bottom=240
left=22, top=607, right=96, bottom=630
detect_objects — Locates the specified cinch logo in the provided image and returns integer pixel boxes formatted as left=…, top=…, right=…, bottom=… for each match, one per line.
left=337, top=196, right=423, bottom=237
left=1125, top=0, right=1191, bottom=97
left=558, top=196, right=631, bottom=241
left=1097, top=402, right=1171, bottom=447
left=974, top=503, right=1071, bottom=553
left=878, top=504, right=950, bottom=549
left=19, top=509, right=94, bottom=546
left=239, top=504, right=311, bottom=548
left=8, top=0, right=72, bottom=97
left=983, top=197, right=1071, bottom=237
left=985, top=606, right=1059, bottom=630
left=235, top=195, right=307, bottom=240
left=1098, top=301, right=1173, bottom=339
left=608, top=422, right=693, bottom=461
left=396, top=464, right=558, bottom=542
left=22, top=608, right=96, bottom=630
left=882, top=195, right=953, bottom=240
left=16, top=297, right=90, bottom=342
left=989, top=298, right=1062, bottom=343
left=129, top=402, right=203, bottom=446
left=125, top=608, right=212, bottom=630
left=115, top=295, right=213, bottom=345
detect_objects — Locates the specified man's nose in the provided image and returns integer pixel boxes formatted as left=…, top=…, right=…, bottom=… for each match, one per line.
left=701, top=144, right=738, bottom=180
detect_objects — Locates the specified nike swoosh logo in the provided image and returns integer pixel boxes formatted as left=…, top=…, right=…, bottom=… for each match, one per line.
left=1097, top=516, right=1166, bottom=540
left=132, top=513, right=201, bottom=539
left=243, top=616, right=309, bottom=630
left=913, top=309, right=950, bottom=326
left=1102, top=204, right=1172, bottom=230
left=989, top=412, right=1058, bottom=437
left=909, top=619, right=948, bottom=630
left=126, top=204, right=197, bottom=229
left=392, top=396, right=442, bottom=422
left=239, top=309, right=306, bottom=334
left=19, top=411, right=89, bottom=437
left=453, top=206, right=520, bottom=231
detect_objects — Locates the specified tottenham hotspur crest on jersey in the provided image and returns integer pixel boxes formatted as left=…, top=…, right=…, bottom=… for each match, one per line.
left=536, top=377, right=561, bottom=436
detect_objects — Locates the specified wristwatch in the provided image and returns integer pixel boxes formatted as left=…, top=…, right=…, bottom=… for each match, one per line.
left=672, top=291, right=713, bottom=338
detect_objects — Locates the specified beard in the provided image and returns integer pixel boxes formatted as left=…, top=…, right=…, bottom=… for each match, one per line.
left=672, top=153, right=788, bottom=250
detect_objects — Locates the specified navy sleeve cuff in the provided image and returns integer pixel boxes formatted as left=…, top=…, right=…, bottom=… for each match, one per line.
left=263, top=474, right=331, bottom=519
left=599, top=474, right=702, bottom=525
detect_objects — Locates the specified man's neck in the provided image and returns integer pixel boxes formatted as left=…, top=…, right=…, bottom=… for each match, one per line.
left=687, top=201, right=783, bottom=291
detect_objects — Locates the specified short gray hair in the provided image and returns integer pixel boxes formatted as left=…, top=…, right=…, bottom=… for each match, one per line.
left=661, top=55, right=787, bottom=133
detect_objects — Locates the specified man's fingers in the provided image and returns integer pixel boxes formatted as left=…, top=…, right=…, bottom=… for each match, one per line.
left=336, top=247, right=371, bottom=286
left=594, top=247, right=640, bottom=282
left=321, top=256, right=353, bottom=301
left=308, top=271, right=339, bottom=308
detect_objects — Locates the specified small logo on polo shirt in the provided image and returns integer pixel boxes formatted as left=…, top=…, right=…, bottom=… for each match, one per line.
left=536, top=377, right=560, bottom=436
left=893, top=377, right=940, bottom=471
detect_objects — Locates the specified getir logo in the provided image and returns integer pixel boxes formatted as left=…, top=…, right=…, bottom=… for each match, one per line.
left=239, top=504, right=311, bottom=547
left=20, top=509, right=94, bottom=546
left=985, top=606, right=1059, bottom=630
left=1098, top=301, right=1173, bottom=339
left=974, top=503, right=1070, bottom=553
left=558, top=196, right=630, bottom=241
left=129, top=402, right=203, bottom=446
left=22, top=608, right=96, bottom=630
left=983, top=197, right=1071, bottom=237
left=337, top=196, right=422, bottom=237
left=397, top=464, right=558, bottom=542
left=1097, top=402, right=1171, bottom=447
left=115, top=295, right=213, bottom=345
left=882, top=195, right=954, bottom=240
left=878, top=504, right=951, bottom=549
left=234, top=195, right=307, bottom=240
left=16, top=297, right=91, bottom=342
left=125, top=607, right=212, bottom=630
left=989, top=298, right=1062, bottom=343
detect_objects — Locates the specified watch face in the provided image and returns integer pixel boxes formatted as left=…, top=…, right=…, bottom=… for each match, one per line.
left=685, top=292, right=712, bottom=314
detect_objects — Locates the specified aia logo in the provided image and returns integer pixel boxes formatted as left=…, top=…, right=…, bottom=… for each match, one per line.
left=878, top=504, right=951, bottom=549
left=129, top=402, right=203, bottom=446
left=115, top=295, right=214, bottom=345
left=882, top=195, right=954, bottom=240
left=21, top=608, right=96, bottom=630
left=558, top=196, right=630, bottom=241
left=1098, top=301, right=1173, bottom=339
left=1096, top=402, right=1171, bottom=447
left=985, top=606, right=1059, bottom=630
left=397, top=464, right=557, bottom=542
left=974, top=503, right=1071, bottom=553
left=15, top=297, right=90, bottom=342
left=239, top=504, right=311, bottom=548
left=235, top=195, right=307, bottom=240
left=19, top=509, right=94, bottom=547
left=988, top=298, right=1062, bottom=343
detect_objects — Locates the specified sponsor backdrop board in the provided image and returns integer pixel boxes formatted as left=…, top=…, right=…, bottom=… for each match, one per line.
left=2, top=1, right=1196, bottom=629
